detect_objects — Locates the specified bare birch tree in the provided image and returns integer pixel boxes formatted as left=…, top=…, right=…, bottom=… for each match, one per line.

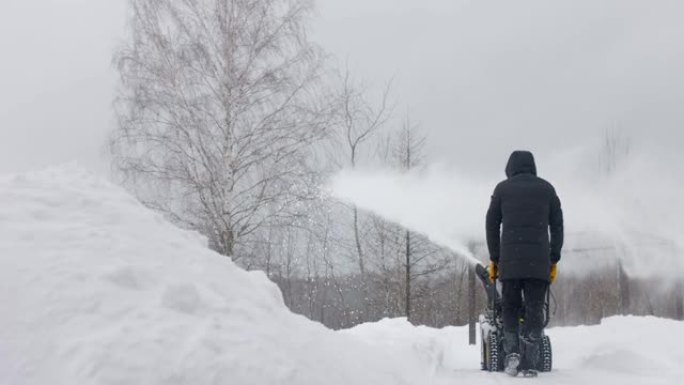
left=111, top=0, right=334, bottom=258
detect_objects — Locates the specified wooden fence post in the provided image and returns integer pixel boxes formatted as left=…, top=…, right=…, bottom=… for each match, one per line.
left=468, top=264, right=476, bottom=345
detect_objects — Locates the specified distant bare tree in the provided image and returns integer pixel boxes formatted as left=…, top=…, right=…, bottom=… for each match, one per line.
left=333, top=69, right=392, bottom=276
left=393, top=114, right=426, bottom=170
left=111, top=0, right=334, bottom=258
left=395, top=115, right=425, bottom=318
left=599, top=126, right=631, bottom=176
left=393, top=116, right=453, bottom=320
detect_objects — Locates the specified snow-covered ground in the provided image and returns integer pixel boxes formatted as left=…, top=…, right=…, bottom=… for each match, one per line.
left=346, top=316, right=684, bottom=385
left=1, top=165, right=682, bottom=384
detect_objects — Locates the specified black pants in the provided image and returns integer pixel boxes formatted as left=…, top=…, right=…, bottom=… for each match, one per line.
left=501, top=279, right=548, bottom=370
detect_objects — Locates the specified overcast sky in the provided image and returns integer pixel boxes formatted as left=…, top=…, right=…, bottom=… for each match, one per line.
left=1, top=0, right=683, bottom=176
left=0, top=0, right=125, bottom=175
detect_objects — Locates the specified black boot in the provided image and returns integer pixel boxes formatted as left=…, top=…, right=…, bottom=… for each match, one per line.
left=504, top=353, right=521, bottom=377
left=520, top=335, right=542, bottom=373
left=502, top=331, right=520, bottom=377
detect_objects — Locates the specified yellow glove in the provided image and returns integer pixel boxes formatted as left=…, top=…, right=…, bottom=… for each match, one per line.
left=489, top=262, right=498, bottom=283
left=550, top=264, right=558, bottom=284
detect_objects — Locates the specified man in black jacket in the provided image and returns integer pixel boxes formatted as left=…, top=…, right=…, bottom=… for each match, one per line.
left=486, top=150, right=564, bottom=377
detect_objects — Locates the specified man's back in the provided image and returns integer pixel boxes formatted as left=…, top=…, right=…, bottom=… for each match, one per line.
left=486, top=151, right=564, bottom=281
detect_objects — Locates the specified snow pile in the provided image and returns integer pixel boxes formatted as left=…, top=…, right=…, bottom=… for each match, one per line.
left=0, top=165, right=423, bottom=385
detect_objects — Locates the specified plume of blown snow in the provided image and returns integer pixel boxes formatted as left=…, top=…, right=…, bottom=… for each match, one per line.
left=328, top=143, right=684, bottom=277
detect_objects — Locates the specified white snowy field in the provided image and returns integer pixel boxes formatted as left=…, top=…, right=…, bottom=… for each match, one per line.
left=1, top=165, right=683, bottom=384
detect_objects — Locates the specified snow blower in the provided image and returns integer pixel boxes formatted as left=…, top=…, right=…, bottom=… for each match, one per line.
left=476, top=264, right=553, bottom=372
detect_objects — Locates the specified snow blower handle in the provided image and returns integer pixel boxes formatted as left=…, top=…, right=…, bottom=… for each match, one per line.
left=475, top=263, right=490, bottom=284
left=475, top=264, right=501, bottom=312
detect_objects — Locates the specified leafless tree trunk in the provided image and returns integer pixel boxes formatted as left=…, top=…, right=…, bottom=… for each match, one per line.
left=405, top=228, right=412, bottom=318
left=618, top=260, right=630, bottom=315
left=468, top=264, right=476, bottom=345
left=675, top=280, right=684, bottom=320
left=111, top=0, right=333, bottom=259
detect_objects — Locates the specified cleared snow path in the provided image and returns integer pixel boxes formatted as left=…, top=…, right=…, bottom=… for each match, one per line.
left=1, top=166, right=682, bottom=384
left=345, top=316, right=684, bottom=385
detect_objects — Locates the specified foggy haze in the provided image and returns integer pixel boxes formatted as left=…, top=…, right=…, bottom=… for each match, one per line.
left=0, top=0, right=683, bottom=362
left=313, top=0, right=684, bottom=173
left=1, top=0, right=683, bottom=175
left=0, top=0, right=126, bottom=175
left=330, top=144, right=684, bottom=277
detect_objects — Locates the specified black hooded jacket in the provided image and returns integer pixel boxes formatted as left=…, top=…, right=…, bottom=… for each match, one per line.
left=486, top=151, right=564, bottom=281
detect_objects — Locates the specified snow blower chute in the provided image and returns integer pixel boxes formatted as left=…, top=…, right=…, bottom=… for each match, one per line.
left=475, top=264, right=553, bottom=372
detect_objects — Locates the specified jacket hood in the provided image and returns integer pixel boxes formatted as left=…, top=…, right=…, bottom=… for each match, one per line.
left=505, top=151, right=537, bottom=178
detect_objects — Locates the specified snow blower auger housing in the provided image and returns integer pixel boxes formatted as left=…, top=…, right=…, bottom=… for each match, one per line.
left=476, top=264, right=552, bottom=373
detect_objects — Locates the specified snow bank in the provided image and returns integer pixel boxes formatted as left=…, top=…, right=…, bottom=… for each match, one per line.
left=0, top=165, right=424, bottom=385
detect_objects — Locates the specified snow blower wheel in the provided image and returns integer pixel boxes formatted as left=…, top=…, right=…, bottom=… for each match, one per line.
left=484, top=332, right=502, bottom=372
left=540, top=335, right=552, bottom=372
